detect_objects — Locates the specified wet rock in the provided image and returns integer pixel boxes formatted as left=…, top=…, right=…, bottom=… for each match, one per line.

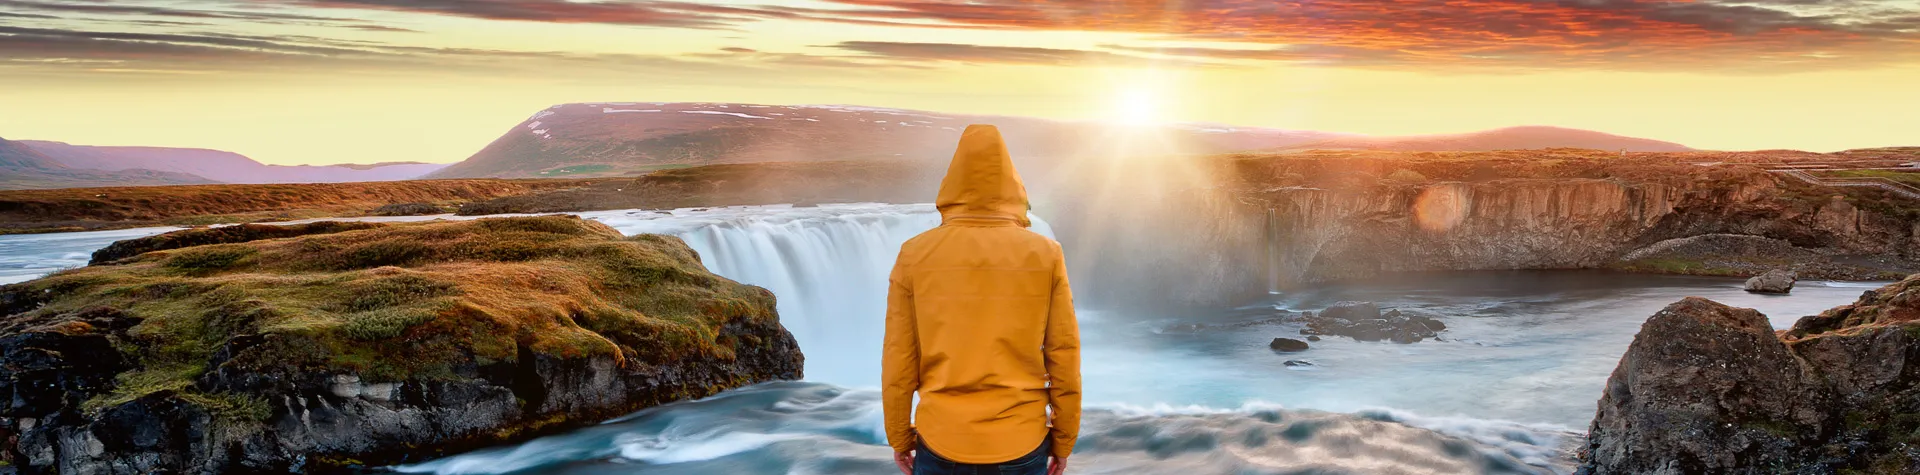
left=1283, top=360, right=1313, bottom=367
left=1321, top=301, right=1380, bottom=321
left=1300, top=306, right=1445, bottom=343
left=0, top=217, right=807, bottom=474
left=1744, top=268, right=1796, bottom=294
left=1305, top=336, right=1320, bottom=342
left=1268, top=338, right=1309, bottom=352
left=1581, top=274, right=1920, bottom=473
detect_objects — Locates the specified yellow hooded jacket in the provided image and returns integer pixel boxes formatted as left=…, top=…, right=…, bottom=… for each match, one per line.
left=883, top=124, right=1083, bottom=463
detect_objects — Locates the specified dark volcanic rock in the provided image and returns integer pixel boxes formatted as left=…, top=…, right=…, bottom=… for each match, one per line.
left=1300, top=306, right=1446, bottom=343
left=1, top=216, right=805, bottom=474
left=1321, top=301, right=1381, bottom=321
left=1268, top=338, right=1309, bottom=352
left=1581, top=274, right=1920, bottom=474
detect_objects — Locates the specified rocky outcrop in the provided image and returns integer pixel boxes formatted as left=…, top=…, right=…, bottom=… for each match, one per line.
left=1299, top=307, right=1447, bottom=344
left=372, top=203, right=443, bottom=216
left=89, top=221, right=385, bottom=264
left=1581, top=274, right=1920, bottom=473
left=0, top=216, right=804, bottom=474
left=1051, top=151, right=1919, bottom=311
left=1745, top=269, right=1796, bottom=294
left=1268, top=338, right=1309, bottom=352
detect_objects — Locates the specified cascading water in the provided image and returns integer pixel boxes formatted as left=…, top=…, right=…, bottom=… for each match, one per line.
left=0, top=206, right=1889, bottom=474
left=585, top=203, right=1054, bottom=386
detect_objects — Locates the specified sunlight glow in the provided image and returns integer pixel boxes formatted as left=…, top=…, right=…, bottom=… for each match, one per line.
left=1113, top=85, right=1162, bottom=126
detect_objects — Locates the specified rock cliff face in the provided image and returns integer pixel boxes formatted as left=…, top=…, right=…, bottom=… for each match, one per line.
left=1581, top=274, right=1920, bottom=474
left=1051, top=151, right=1919, bottom=310
left=0, top=216, right=803, bottom=474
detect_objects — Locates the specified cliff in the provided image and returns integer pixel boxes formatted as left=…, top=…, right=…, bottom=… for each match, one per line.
left=1581, top=274, right=1920, bottom=473
left=1048, top=148, right=1920, bottom=309
left=0, top=216, right=803, bottom=473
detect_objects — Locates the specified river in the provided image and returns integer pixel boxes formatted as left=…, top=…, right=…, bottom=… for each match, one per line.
left=0, top=204, right=1883, bottom=474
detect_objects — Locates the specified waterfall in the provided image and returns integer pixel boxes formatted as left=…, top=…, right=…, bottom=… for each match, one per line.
left=589, top=204, right=1055, bottom=387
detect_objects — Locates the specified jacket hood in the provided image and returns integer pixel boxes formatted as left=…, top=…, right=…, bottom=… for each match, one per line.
left=935, top=124, right=1031, bottom=227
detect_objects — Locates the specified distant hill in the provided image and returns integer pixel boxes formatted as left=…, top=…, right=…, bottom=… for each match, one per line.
left=1281, top=126, right=1692, bottom=152
left=427, top=103, right=1349, bottom=179
left=21, top=141, right=449, bottom=184
left=0, top=137, right=217, bottom=190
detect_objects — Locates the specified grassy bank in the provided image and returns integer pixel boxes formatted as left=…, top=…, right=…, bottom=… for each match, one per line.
left=0, top=179, right=605, bottom=234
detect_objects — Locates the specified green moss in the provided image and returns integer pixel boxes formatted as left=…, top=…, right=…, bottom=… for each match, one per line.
left=81, top=364, right=200, bottom=414
left=16, top=216, right=776, bottom=413
left=164, top=246, right=256, bottom=275
left=179, top=391, right=272, bottom=422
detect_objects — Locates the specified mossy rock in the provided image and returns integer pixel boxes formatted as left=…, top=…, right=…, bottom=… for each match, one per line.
left=0, top=215, right=802, bottom=473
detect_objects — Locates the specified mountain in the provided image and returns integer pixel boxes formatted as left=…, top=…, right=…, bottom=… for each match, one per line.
left=0, top=137, right=217, bottom=190
left=21, top=141, right=450, bottom=184
left=428, top=103, right=1349, bottom=179
left=1280, top=126, right=1692, bottom=152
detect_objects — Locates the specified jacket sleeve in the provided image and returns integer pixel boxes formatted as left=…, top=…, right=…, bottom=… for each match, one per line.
left=881, top=260, right=920, bottom=454
left=1043, top=243, right=1082, bottom=459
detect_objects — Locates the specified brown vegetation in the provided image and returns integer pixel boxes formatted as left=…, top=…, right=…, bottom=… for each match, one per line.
left=0, top=179, right=604, bottom=234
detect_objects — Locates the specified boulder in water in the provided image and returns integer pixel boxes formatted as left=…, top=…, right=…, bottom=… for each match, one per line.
left=1283, top=360, right=1313, bottom=367
left=1300, top=306, right=1445, bottom=343
left=1269, top=338, right=1310, bottom=352
left=1744, top=268, right=1796, bottom=294
left=1321, top=301, right=1381, bottom=321
left=1581, top=274, right=1920, bottom=473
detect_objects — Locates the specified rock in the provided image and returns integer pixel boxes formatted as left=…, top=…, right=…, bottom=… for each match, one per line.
left=1321, top=301, right=1381, bottom=321
left=1300, top=306, right=1444, bottom=343
left=1269, top=338, right=1310, bottom=352
left=1305, top=336, right=1320, bottom=342
left=0, top=216, right=805, bottom=474
left=372, top=202, right=443, bottom=216
left=1744, top=268, right=1796, bottom=294
left=1580, top=274, right=1920, bottom=473
left=1283, top=360, right=1313, bottom=367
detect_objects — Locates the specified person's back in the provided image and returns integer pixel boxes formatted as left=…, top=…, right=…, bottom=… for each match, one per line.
left=883, top=124, right=1081, bottom=475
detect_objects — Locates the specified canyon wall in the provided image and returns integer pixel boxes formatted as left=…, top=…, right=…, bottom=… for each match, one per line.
left=1051, top=155, right=1919, bottom=310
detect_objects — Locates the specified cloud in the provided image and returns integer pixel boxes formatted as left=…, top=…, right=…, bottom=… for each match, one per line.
left=0, top=10, right=55, bottom=19
left=272, top=0, right=782, bottom=28
left=0, top=0, right=362, bottom=23
left=831, top=41, right=1182, bottom=67
left=801, top=0, right=1920, bottom=70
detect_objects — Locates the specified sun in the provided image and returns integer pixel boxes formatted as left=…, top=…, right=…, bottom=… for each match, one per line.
left=1112, top=85, right=1162, bottom=126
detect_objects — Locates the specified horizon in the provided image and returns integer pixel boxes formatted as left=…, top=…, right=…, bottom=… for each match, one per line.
left=3, top=0, right=1919, bottom=165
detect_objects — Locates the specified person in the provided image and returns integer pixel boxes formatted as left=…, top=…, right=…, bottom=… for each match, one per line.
left=882, top=124, right=1082, bottom=475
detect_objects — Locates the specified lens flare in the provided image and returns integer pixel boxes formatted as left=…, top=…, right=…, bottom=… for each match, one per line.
left=1413, top=185, right=1469, bottom=232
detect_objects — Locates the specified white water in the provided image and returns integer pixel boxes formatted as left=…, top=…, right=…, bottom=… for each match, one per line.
left=0, top=206, right=1889, bottom=474
left=583, top=203, right=1054, bottom=386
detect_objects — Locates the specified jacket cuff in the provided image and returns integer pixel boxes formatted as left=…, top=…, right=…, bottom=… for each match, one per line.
left=1049, top=435, right=1074, bottom=459
left=888, top=429, right=918, bottom=454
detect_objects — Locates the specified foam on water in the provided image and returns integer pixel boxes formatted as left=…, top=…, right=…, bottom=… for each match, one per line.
left=579, top=204, right=1054, bottom=386
left=394, top=382, right=1570, bottom=475
left=0, top=206, right=1891, bottom=474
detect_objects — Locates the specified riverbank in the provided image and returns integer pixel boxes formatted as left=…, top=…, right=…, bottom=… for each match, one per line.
left=0, top=179, right=604, bottom=234
left=0, top=216, right=803, bottom=473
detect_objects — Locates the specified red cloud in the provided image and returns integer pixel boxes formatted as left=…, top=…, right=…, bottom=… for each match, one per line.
left=810, top=0, right=1920, bottom=70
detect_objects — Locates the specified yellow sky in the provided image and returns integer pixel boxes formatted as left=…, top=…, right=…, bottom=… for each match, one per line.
left=1, top=0, right=1917, bottom=165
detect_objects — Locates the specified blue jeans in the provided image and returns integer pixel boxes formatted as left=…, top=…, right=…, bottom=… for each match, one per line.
left=914, top=439, right=1050, bottom=475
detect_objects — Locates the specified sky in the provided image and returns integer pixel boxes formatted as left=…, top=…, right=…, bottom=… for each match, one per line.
left=1, top=0, right=1917, bottom=165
